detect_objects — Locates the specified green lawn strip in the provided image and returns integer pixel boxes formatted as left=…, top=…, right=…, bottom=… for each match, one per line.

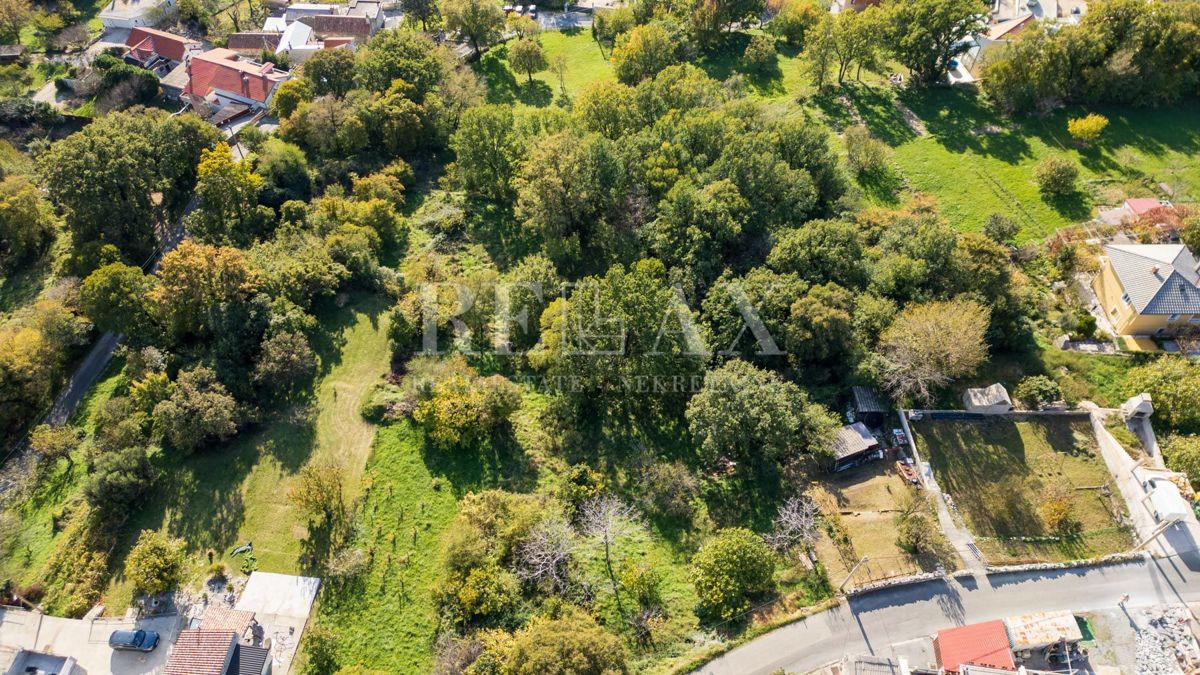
left=914, top=416, right=1131, bottom=563
left=311, top=422, right=458, bottom=674
left=0, top=361, right=125, bottom=587
left=102, top=296, right=391, bottom=612
left=478, top=30, right=613, bottom=105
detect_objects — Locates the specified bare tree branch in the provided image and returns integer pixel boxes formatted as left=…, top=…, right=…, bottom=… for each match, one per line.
left=578, top=495, right=640, bottom=616
left=767, top=495, right=821, bottom=561
left=515, top=515, right=575, bottom=594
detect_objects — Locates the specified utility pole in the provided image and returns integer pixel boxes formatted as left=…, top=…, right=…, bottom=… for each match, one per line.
left=839, top=556, right=869, bottom=592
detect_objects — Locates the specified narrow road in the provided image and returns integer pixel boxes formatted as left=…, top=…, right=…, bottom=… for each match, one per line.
left=43, top=331, right=121, bottom=425
left=698, top=525, right=1200, bottom=674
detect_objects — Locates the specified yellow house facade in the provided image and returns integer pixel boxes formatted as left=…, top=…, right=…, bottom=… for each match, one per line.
left=1092, top=244, right=1200, bottom=336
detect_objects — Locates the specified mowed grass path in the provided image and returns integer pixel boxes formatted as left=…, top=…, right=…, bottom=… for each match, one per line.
left=913, top=415, right=1132, bottom=564
left=102, top=295, right=391, bottom=610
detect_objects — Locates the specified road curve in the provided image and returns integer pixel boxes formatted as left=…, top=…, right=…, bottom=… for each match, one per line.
left=697, top=525, right=1200, bottom=675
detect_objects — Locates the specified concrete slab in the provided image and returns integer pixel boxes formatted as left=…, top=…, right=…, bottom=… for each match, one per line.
left=234, top=572, right=320, bottom=675
left=0, top=607, right=182, bottom=675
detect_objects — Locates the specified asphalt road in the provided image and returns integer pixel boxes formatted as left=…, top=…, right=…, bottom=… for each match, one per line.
left=698, top=524, right=1200, bottom=675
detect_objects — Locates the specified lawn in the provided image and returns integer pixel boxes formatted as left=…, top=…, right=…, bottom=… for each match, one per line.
left=810, top=462, right=956, bottom=589
left=827, top=85, right=1200, bottom=241
left=913, top=415, right=1133, bottom=565
left=100, top=294, right=392, bottom=612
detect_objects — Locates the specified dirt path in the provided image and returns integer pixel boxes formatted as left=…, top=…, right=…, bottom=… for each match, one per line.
left=893, top=97, right=927, bottom=136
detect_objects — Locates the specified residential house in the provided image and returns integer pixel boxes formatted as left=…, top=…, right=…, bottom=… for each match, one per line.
left=345, top=0, right=386, bottom=33
left=1004, top=611, right=1083, bottom=656
left=956, top=13, right=1036, bottom=79
left=162, top=627, right=271, bottom=675
left=184, top=48, right=289, bottom=111
left=99, top=0, right=176, bottom=28
left=1092, top=244, right=1200, bottom=336
left=934, top=620, right=1017, bottom=673
left=830, top=422, right=881, bottom=472
left=297, top=14, right=373, bottom=44
left=830, top=0, right=880, bottom=13
left=0, top=45, right=27, bottom=64
left=962, top=383, right=1013, bottom=414
left=226, top=32, right=283, bottom=58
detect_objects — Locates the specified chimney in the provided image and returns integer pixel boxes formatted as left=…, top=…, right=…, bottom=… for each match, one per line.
left=261, top=62, right=274, bottom=74
left=1151, top=265, right=1160, bottom=275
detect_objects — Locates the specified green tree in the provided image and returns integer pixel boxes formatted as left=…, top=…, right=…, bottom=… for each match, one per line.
left=413, top=370, right=523, bottom=448
left=150, top=241, right=259, bottom=339
left=124, top=530, right=186, bottom=596
left=787, top=282, right=855, bottom=366
left=686, top=359, right=839, bottom=465
left=532, top=259, right=706, bottom=423
left=29, top=423, right=80, bottom=468
left=450, top=104, right=523, bottom=202
left=288, top=461, right=345, bottom=523
left=881, top=0, right=985, bottom=86
left=1128, top=357, right=1200, bottom=432
left=253, top=330, right=316, bottom=395
left=269, top=78, right=314, bottom=119
left=692, top=528, right=776, bottom=621
left=0, top=175, right=56, bottom=265
left=574, top=80, right=635, bottom=139
left=768, top=219, right=865, bottom=288
left=442, top=0, right=504, bottom=54
left=80, top=262, right=154, bottom=337
left=743, top=33, right=778, bottom=73
left=802, top=14, right=836, bottom=89
left=190, top=142, right=265, bottom=245
left=768, top=0, right=822, bottom=47
left=301, top=46, right=357, bottom=97
left=354, top=29, right=444, bottom=97
left=281, top=95, right=368, bottom=159
left=509, top=37, right=548, bottom=83
left=645, top=178, right=747, bottom=288
left=843, top=124, right=893, bottom=179
left=83, top=446, right=154, bottom=515
left=983, top=213, right=1019, bottom=244
left=38, top=110, right=220, bottom=266
left=153, top=366, right=239, bottom=452
left=400, top=0, right=439, bottom=29
left=832, top=5, right=884, bottom=83
left=0, top=0, right=31, bottom=44
left=612, top=24, right=677, bottom=84
left=1034, top=155, right=1080, bottom=197
left=876, top=298, right=989, bottom=403
left=504, top=608, right=628, bottom=675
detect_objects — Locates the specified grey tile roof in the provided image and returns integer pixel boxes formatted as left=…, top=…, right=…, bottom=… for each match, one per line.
left=1106, top=244, right=1200, bottom=315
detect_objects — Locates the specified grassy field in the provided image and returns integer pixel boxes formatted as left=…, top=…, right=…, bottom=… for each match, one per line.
left=829, top=85, right=1200, bottom=241
left=101, top=295, right=392, bottom=611
left=913, top=415, right=1132, bottom=564
left=810, top=462, right=956, bottom=588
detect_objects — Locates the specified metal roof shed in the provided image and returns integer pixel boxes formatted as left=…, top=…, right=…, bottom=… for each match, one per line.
left=852, top=386, right=887, bottom=428
left=1005, top=611, right=1083, bottom=652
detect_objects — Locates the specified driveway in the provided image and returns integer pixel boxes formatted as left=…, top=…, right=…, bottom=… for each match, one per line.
left=697, top=547, right=1200, bottom=675
left=0, top=607, right=182, bottom=674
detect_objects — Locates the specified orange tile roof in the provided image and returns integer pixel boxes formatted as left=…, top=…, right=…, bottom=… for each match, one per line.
left=185, top=48, right=287, bottom=104
left=126, top=26, right=199, bottom=62
left=163, top=629, right=236, bottom=675
left=935, top=620, right=1016, bottom=673
left=201, top=605, right=256, bottom=634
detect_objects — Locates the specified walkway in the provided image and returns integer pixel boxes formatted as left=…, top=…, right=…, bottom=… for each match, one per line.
left=698, top=541, right=1200, bottom=675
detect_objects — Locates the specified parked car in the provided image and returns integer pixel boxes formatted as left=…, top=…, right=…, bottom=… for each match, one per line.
left=109, top=629, right=160, bottom=652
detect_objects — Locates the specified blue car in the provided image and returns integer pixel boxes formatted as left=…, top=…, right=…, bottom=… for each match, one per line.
left=108, top=629, right=160, bottom=652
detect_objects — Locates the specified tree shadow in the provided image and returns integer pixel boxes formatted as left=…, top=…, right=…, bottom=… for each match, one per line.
left=897, top=86, right=1034, bottom=163
left=843, top=82, right=915, bottom=147
left=696, top=33, right=786, bottom=97
left=856, top=166, right=906, bottom=204
left=1043, top=189, right=1093, bottom=222
left=516, top=79, right=553, bottom=107
left=310, top=293, right=388, bottom=378
left=476, top=44, right=523, bottom=105
left=419, top=425, right=538, bottom=498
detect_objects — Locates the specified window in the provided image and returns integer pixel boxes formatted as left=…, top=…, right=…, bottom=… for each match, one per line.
left=1111, top=306, right=1119, bottom=317
left=1169, top=314, right=1181, bottom=322
left=1121, top=293, right=1131, bottom=304
left=1190, top=317, right=1200, bottom=325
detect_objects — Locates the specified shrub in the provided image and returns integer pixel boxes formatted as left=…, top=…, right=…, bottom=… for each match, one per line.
left=743, top=34, right=778, bottom=73
left=124, top=530, right=187, bottom=596
left=1034, top=156, right=1079, bottom=197
left=768, top=0, right=822, bottom=47
left=983, top=213, right=1019, bottom=243
left=896, top=511, right=936, bottom=553
left=844, top=125, right=892, bottom=179
left=1040, top=495, right=1080, bottom=535
left=640, top=460, right=698, bottom=521
left=1067, top=113, right=1108, bottom=146
left=1165, top=435, right=1200, bottom=491
left=1013, top=375, right=1063, bottom=409
left=692, top=528, right=776, bottom=621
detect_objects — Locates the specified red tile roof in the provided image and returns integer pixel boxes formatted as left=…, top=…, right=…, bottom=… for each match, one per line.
left=163, top=629, right=236, bottom=675
left=125, top=26, right=198, bottom=62
left=1126, top=197, right=1171, bottom=217
left=934, top=620, right=1016, bottom=673
left=322, top=37, right=355, bottom=49
left=185, top=48, right=288, bottom=104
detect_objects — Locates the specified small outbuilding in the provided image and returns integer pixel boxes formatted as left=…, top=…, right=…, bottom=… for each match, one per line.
left=962, top=383, right=1014, bottom=415
left=830, top=422, right=881, bottom=473
left=1005, top=611, right=1083, bottom=655
left=851, top=385, right=888, bottom=428
left=1140, top=474, right=1192, bottom=524
left=934, top=620, right=1016, bottom=673
left=1121, top=393, right=1154, bottom=421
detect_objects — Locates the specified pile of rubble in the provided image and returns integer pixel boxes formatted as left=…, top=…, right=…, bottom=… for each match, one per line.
left=1134, top=605, right=1200, bottom=675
